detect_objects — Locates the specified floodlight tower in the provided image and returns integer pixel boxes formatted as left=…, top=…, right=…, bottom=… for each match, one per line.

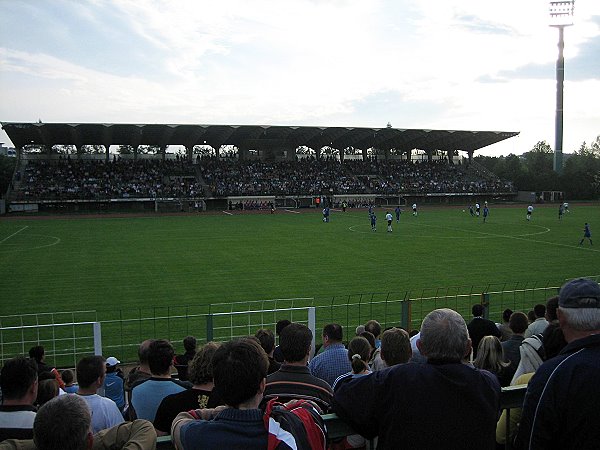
left=549, top=1, right=575, bottom=175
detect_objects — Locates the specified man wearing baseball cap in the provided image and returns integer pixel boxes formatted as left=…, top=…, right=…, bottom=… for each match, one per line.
left=515, top=278, right=600, bottom=450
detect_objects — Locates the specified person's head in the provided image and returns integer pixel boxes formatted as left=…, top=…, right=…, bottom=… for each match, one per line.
left=347, top=336, right=372, bottom=374
left=502, top=308, right=513, bottom=323
left=183, top=336, right=197, bottom=353
left=76, top=356, right=106, bottom=389
left=0, top=356, right=38, bottom=403
left=138, top=339, right=153, bottom=365
left=380, top=327, right=412, bottom=366
left=472, top=304, right=484, bottom=317
left=545, top=296, right=559, bottom=322
left=322, top=323, right=343, bottom=346
left=28, top=345, right=45, bottom=363
left=527, top=310, right=536, bottom=323
left=105, top=356, right=120, bottom=374
left=557, top=278, right=600, bottom=342
left=508, top=312, right=529, bottom=335
left=211, top=338, right=268, bottom=408
left=255, top=328, right=276, bottom=355
left=359, top=331, right=376, bottom=350
left=33, top=394, right=92, bottom=450
left=148, top=339, right=175, bottom=376
left=533, top=304, right=546, bottom=319
left=364, top=320, right=381, bottom=338
left=355, top=325, right=365, bottom=335
left=35, top=378, right=59, bottom=407
left=280, top=323, right=312, bottom=363
left=417, top=308, right=471, bottom=362
left=188, top=342, right=219, bottom=385
left=275, top=319, right=291, bottom=336
left=61, top=369, right=74, bottom=385
left=473, top=336, right=508, bottom=374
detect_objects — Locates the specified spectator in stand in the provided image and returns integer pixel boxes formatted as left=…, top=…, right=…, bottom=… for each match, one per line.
left=130, top=339, right=188, bottom=422
left=541, top=296, right=568, bottom=360
left=408, top=331, right=427, bottom=364
left=154, top=342, right=220, bottom=436
left=264, top=323, right=333, bottom=412
left=0, top=394, right=157, bottom=450
left=515, top=278, right=600, bottom=450
left=172, top=338, right=270, bottom=449
left=364, top=320, right=385, bottom=370
left=272, top=319, right=291, bottom=363
left=309, top=323, right=351, bottom=387
left=473, top=336, right=511, bottom=386
left=34, top=375, right=58, bottom=408
left=254, top=329, right=281, bottom=375
left=0, top=357, right=38, bottom=441
left=76, top=355, right=124, bottom=433
left=173, top=336, right=197, bottom=382
left=103, top=357, right=126, bottom=415
left=379, top=327, right=412, bottom=368
left=332, top=336, right=372, bottom=391
left=333, top=308, right=500, bottom=449
left=60, top=369, right=78, bottom=393
left=125, top=339, right=153, bottom=394
left=497, top=308, right=513, bottom=342
left=524, top=304, right=549, bottom=338
left=501, top=311, right=528, bottom=384
left=27, top=346, right=63, bottom=390
left=467, top=304, right=501, bottom=358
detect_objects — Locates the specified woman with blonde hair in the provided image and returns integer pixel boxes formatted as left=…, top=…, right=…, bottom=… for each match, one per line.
left=473, top=335, right=510, bottom=386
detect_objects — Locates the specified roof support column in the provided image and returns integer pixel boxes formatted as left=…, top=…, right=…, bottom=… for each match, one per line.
left=426, top=150, right=433, bottom=162
left=316, top=147, right=321, bottom=160
left=104, top=145, right=110, bottom=162
left=339, top=147, right=345, bottom=162
left=77, top=145, right=84, bottom=160
left=447, top=150, right=453, bottom=164
left=384, top=148, right=390, bottom=161
left=362, top=148, right=367, bottom=161
left=161, top=145, right=167, bottom=161
left=467, top=150, right=474, bottom=166
left=185, top=145, right=194, bottom=162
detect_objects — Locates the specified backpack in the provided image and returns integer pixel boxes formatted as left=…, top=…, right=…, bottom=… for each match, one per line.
left=264, top=397, right=327, bottom=450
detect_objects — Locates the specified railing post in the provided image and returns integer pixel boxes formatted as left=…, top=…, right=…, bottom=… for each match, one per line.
left=93, top=322, right=102, bottom=356
left=308, top=307, right=316, bottom=359
left=400, top=297, right=411, bottom=330
left=481, top=292, right=490, bottom=319
left=206, top=314, right=214, bottom=343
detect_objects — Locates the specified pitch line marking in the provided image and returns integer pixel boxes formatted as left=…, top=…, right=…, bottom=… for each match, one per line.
left=284, top=209, right=301, bottom=214
left=0, top=226, right=29, bottom=244
left=222, top=211, right=233, bottom=216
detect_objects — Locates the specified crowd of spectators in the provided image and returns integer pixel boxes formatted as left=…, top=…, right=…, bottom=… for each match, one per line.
left=13, top=155, right=513, bottom=201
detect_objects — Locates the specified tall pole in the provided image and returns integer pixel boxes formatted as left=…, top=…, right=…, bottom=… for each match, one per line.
left=554, top=26, right=565, bottom=174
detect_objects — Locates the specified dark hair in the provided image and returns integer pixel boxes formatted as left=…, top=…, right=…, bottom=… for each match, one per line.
left=359, top=331, right=376, bottom=350
left=472, top=304, right=484, bottom=317
left=502, top=308, right=513, bottom=322
left=545, top=296, right=559, bottom=321
left=35, top=379, right=58, bottom=407
left=60, top=369, right=74, bottom=385
left=212, top=338, right=268, bottom=408
left=183, top=336, right=197, bottom=353
left=148, top=339, right=175, bottom=376
left=0, top=357, right=38, bottom=400
left=275, top=319, right=292, bottom=335
left=28, top=345, right=45, bottom=363
left=280, top=323, right=312, bottom=363
left=380, top=327, right=411, bottom=366
left=323, top=323, right=343, bottom=342
left=364, top=320, right=381, bottom=338
left=509, top=312, right=529, bottom=334
left=255, top=329, right=276, bottom=354
left=533, top=304, right=546, bottom=318
left=347, top=336, right=371, bottom=374
left=138, top=339, right=153, bottom=364
left=76, top=356, right=105, bottom=388
left=527, top=310, right=536, bottom=323
left=188, top=342, right=219, bottom=385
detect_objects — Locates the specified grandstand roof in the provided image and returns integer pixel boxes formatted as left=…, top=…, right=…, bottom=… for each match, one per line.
left=1, top=122, right=518, bottom=153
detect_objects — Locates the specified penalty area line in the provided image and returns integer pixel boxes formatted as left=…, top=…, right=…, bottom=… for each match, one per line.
left=284, top=209, right=300, bottom=214
left=0, top=226, right=29, bottom=244
left=222, top=211, right=234, bottom=216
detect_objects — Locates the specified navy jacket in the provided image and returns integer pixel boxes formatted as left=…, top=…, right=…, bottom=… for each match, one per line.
left=333, top=360, right=500, bottom=450
left=514, top=334, right=600, bottom=450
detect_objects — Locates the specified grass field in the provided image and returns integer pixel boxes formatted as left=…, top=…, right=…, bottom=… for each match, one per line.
left=1, top=203, right=599, bottom=365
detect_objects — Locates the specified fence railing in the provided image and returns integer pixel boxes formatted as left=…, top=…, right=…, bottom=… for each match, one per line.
left=0, top=280, right=582, bottom=367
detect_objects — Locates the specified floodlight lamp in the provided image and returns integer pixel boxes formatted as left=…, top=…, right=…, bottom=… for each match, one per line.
left=549, top=1, right=575, bottom=27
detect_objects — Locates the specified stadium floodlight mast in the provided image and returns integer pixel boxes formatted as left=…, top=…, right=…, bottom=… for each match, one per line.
left=549, top=0, right=575, bottom=175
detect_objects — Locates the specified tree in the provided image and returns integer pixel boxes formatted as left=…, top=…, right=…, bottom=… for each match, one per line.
left=0, top=155, right=17, bottom=198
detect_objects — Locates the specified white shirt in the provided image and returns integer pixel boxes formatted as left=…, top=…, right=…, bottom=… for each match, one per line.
left=386, top=213, right=393, bottom=221
left=527, top=205, right=534, bottom=213
left=79, top=393, right=124, bottom=434
left=412, top=204, right=417, bottom=209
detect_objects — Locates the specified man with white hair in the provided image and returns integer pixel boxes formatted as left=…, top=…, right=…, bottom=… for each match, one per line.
left=514, top=278, right=600, bottom=450
left=333, top=308, right=500, bottom=449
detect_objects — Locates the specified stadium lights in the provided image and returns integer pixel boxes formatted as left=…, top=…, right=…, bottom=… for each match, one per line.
left=549, top=1, right=575, bottom=175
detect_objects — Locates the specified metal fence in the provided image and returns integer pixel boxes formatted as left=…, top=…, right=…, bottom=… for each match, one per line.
left=2, top=278, right=595, bottom=368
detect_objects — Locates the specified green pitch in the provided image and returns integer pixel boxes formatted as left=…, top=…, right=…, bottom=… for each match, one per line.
left=0, top=204, right=598, bottom=364
left=1, top=204, right=598, bottom=315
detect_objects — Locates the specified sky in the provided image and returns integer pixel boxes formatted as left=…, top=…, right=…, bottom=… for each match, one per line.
left=0, top=0, right=598, bottom=157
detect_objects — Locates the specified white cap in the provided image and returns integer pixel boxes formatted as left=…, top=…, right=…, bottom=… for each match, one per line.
left=106, top=356, right=120, bottom=367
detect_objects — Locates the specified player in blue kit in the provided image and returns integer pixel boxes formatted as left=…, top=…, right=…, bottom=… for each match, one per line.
left=558, top=203, right=564, bottom=220
left=370, top=212, right=377, bottom=231
left=323, top=207, right=330, bottom=222
left=482, top=205, right=489, bottom=223
left=579, top=223, right=592, bottom=245
left=395, top=206, right=401, bottom=223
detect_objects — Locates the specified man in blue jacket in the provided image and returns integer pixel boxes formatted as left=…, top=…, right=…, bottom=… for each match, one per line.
left=514, top=278, right=600, bottom=450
